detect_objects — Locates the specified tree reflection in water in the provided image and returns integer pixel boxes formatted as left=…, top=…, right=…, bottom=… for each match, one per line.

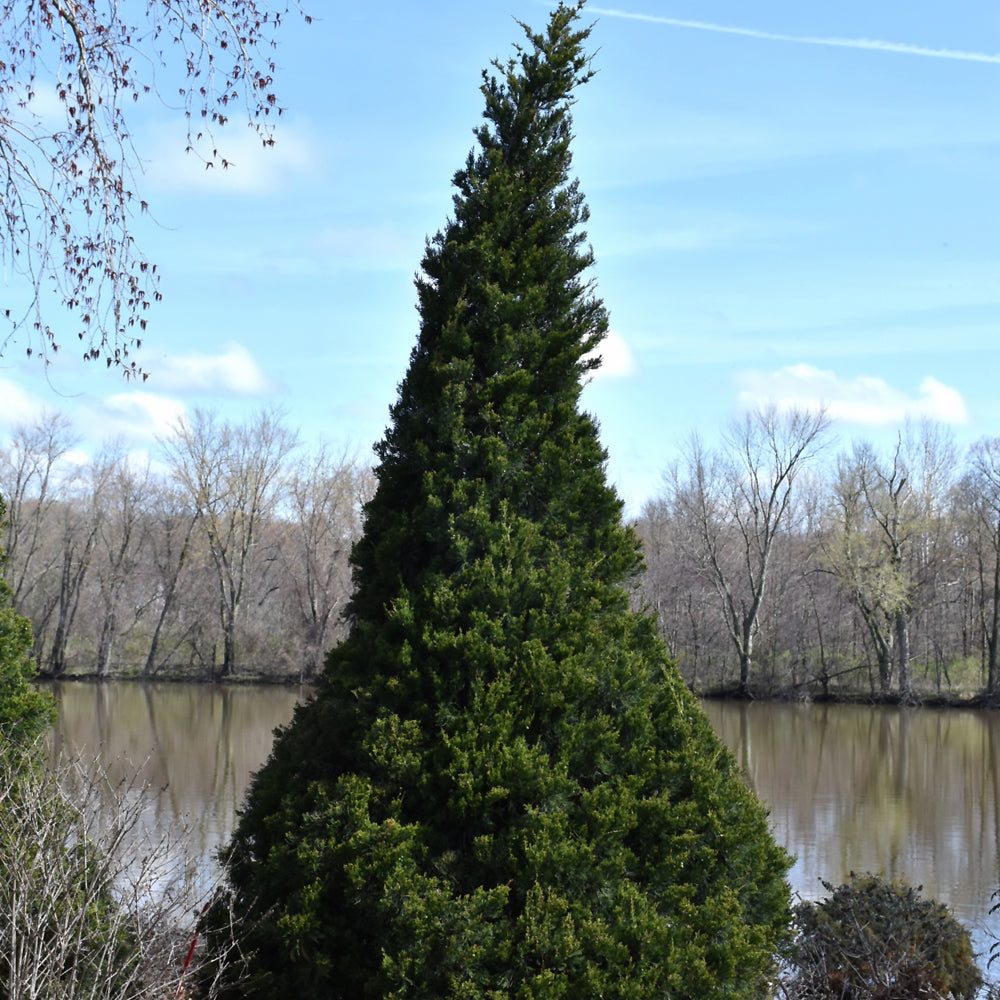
left=47, top=682, right=307, bottom=886
left=703, top=700, right=1000, bottom=951
left=45, top=685, right=1000, bottom=952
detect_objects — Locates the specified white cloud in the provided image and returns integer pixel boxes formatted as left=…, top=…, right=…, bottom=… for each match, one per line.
left=736, top=364, right=970, bottom=426
left=150, top=342, right=273, bottom=395
left=0, top=379, right=43, bottom=429
left=63, top=448, right=91, bottom=467
left=909, top=377, right=970, bottom=425
left=87, top=393, right=188, bottom=443
left=25, top=88, right=65, bottom=122
left=586, top=329, right=637, bottom=380
left=144, top=121, right=317, bottom=195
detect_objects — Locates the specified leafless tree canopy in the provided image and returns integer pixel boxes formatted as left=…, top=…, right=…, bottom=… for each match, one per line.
left=637, top=417, right=1000, bottom=701
left=661, top=406, right=831, bottom=695
left=0, top=409, right=372, bottom=680
left=10, top=407, right=1000, bottom=699
left=0, top=0, right=307, bottom=375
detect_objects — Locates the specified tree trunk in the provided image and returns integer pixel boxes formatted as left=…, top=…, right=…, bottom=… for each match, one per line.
left=220, top=624, right=236, bottom=679
left=989, top=535, right=1000, bottom=696
left=96, top=612, right=116, bottom=677
left=738, top=651, right=752, bottom=697
left=896, top=608, right=912, bottom=701
left=860, top=604, right=894, bottom=697
left=736, top=618, right=754, bottom=697
left=144, top=511, right=197, bottom=678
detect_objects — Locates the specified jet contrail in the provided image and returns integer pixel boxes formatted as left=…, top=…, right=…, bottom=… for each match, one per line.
left=589, top=7, right=1000, bottom=64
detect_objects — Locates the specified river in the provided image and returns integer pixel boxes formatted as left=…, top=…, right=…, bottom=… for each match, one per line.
left=46, top=683, right=1000, bottom=952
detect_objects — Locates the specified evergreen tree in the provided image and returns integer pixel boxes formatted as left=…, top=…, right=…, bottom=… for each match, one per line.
left=0, top=495, right=54, bottom=749
left=215, top=5, right=792, bottom=997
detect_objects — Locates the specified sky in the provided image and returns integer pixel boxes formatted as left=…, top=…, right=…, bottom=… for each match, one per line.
left=1, top=0, right=998, bottom=515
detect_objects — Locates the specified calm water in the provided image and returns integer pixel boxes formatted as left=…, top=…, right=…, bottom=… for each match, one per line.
left=46, top=683, right=1000, bottom=949
left=701, top=701, right=1000, bottom=947
left=47, top=682, right=305, bottom=876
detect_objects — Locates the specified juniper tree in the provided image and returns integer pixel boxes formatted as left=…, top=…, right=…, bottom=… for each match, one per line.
left=0, top=495, right=54, bottom=749
left=214, top=5, right=792, bottom=997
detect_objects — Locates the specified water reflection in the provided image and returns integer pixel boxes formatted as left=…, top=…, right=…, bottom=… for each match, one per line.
left=702, top=701, right=1000, bottom=944
left=44, top=685, right=1000, bottom=950
left=47, top=681, right=306, bottom=874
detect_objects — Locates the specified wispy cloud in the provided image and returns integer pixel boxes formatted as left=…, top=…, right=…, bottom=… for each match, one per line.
left=148, top=342, right=273, bottom=395
left=736, top=364, right=970, bottom=426
left=83, top=393, right=188, bottom=443
left=313, top=223, right=418, bottom=274
left=109, top=394, right=187, bottom=439
left=144, top=121, right=317, bottom=195
left=596, top=212, right=823, bottom=257
left=591, top=8, right=1000, bottom=64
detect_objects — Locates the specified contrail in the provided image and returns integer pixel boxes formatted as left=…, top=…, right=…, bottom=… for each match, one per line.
left=589, top=7, right=1000, bottom=64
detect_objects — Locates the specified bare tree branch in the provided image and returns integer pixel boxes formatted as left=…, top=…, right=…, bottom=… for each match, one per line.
left=0, top=0, right=309, bottom=376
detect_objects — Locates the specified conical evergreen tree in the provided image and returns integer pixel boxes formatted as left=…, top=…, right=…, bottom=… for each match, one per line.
left=0, top=495, right=55, bottom=750
left=215, top=5, right=791, bottom=997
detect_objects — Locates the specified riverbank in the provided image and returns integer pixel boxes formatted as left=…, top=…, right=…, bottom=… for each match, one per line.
left=700, top=683, right=1000, bottom=710
left=41, top=666, right=1000, bottom=712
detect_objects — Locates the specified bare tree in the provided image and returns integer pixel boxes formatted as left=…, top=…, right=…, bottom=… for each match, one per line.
left=0, top=413, right=79, bottom=608
left=667, top=406, right=830, bottom=696
left=961, top=437, right=1000, bottom=697
left=45, top=458, right=109, bottom=676
left=0, top=0, right=307, bottom=372
left=162, top=408, right=298, bottom=678
left=824, top=448, right=902, bottom=697
left=636, top=494, right=727, bottom=689
left=284, top=444, right=372, bottom=677
left=0, top=745, right=243, bottom=999
left=825, top=423, right=957, bottom=701
left=141, top=478, right=200, bottom=677
left=90, top=446, right=152, bottom=676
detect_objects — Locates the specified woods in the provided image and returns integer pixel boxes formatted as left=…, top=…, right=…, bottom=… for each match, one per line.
left=0, top=410, right=372, bottom=680
left=5, top=403, right=1000, bottom=701
left=639, top=417, right=1000, bottom=701
left=7, top=407, right=1000, bottom=700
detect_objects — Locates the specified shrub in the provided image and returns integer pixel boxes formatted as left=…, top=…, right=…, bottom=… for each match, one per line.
left=784, top=872, right=982, bottom=1000
left=0, top=746, right=242, bottom=999
left=0, top=494, right=55, bottom=750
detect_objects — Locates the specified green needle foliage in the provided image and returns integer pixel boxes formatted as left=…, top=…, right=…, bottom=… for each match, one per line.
left=214, top=4, right=792, bottom=997
left=0, top=495, right=55, bottom=751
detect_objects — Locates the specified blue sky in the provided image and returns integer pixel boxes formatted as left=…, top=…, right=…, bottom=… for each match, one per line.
left=2, top=0, right=998, bottom=514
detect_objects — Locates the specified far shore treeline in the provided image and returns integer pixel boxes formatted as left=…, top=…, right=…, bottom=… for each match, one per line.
left=2, top=408, right=1000, bottom=702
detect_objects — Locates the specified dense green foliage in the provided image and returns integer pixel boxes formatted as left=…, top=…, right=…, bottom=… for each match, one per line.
left=215, top=4, right=792, bottom=997
left=785, top=873, right=982, bottom=1000
left=0, top=495, right=54, bottom=748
